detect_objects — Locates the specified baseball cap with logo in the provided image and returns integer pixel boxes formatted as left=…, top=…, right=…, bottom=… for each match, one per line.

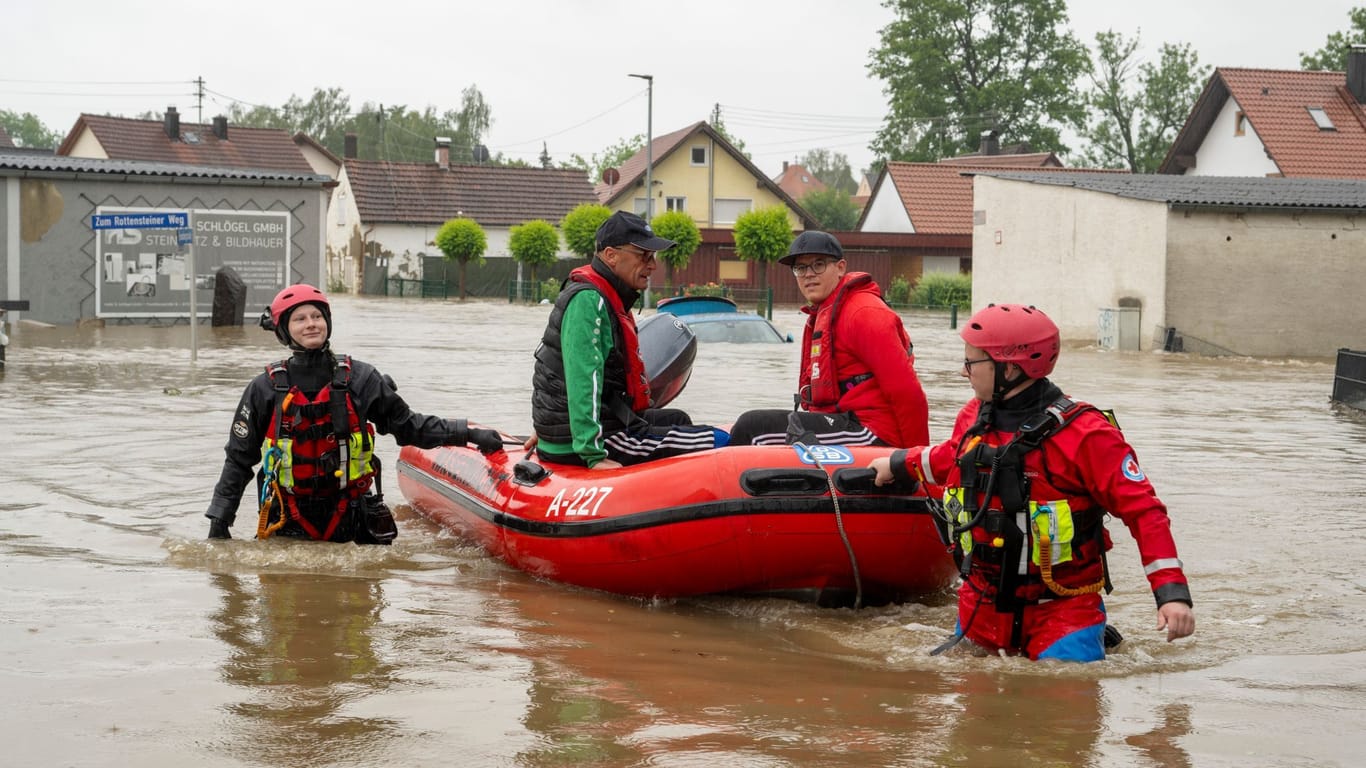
left=595, top=211, right=677, bottom=253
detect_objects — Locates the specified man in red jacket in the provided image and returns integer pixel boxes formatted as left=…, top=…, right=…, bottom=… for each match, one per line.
left=868, top=303, right=1195, bottom=661
left=728, top=231, right=929, bottom=447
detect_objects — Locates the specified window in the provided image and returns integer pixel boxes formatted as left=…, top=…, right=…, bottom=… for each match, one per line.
left=718, top=260, right=748, bottom=281
left=666, top=196, right=686, bottom=212
left=691, top=146, right=707, bottom=165
left=633, top=197, right=649, bottom=215
left=713, top=198, right=752, bottom=225
left=1307, top=106, right=1336, bottom=131
left=801, top=175, right=810, bottom=183
left=1234, top=111, right=1246, bottom=136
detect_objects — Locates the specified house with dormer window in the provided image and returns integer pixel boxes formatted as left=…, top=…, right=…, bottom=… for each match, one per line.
left=1160, top=50, right=1366, bottom=177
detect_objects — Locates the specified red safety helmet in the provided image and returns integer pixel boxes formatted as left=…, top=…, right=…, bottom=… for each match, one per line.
left=960, top=303, right=1059, bottom=379
left=266, top=284, right=331, bottom=347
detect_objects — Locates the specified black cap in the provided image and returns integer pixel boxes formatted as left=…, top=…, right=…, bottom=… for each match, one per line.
left=780, top=230, right=845, bottom=266
left=595, top=211, right=676, bottom=253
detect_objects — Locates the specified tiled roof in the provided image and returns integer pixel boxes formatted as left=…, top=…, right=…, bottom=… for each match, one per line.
left=773, top=163, right=828, bottom=200
left=970, top=170, right=1366, bottom=209
left=1161, top=67, right=1366, bottom=177
left=344, top=160, right=597, bottom=226
left=0, top=150, right=330, bottom=183
left=593, top=121, right=816, bottom=227
left=938, top=151, right=1063, bottom=167
left=594, top=122, right=699, bottom=203
left=58, top=113, right=317, bottom=174
left=867, top=162, right=1120, bottom=234
left=0, top=124, right=13, bottom=148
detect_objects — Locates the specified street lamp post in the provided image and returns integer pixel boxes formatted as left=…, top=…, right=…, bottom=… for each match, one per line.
left=628, top=73, right=654, bottom=307
left=628, top=73, right=653, bottom=219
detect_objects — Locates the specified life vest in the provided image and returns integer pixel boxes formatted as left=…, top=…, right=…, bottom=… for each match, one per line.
left=940, top=396, right=1114, bottom=610
left=563, top=264, right=651, bottom=412
left=800, top=273, right=908, bottom=411
left=258, top=356, right=376, bottom=541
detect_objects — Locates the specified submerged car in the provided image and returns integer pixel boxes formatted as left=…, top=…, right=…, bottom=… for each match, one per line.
left=655, top=296, right=793, bottom=343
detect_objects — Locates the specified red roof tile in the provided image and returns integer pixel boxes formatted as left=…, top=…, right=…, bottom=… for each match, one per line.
left=773, top=163, right=828, bottom=200
left=1163, top=67, right=1366, bottom=177
left=0, top=125, right=13, bottom=148
left=872, top=163, right=1125, bottom=235
left=58, top=112, right=315, bottom=174
left=345, top=159, right=596, bottom=226
left=938, top=151, right=1063, bottom=168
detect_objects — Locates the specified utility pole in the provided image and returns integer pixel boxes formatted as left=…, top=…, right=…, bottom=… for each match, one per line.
left=195, top=76, right=205, bottom=124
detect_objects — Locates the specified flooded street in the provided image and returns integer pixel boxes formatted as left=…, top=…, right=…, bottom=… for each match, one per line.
left=3, top=294, right=1365, bottom=767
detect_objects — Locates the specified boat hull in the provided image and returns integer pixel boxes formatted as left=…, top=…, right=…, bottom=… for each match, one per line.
left=397, top=441, right=957, bottom=604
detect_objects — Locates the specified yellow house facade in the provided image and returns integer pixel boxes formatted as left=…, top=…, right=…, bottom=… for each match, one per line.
left=595, top=121, right=813, bottom=231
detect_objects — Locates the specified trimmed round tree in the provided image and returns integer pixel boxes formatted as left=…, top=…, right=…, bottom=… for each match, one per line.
left=434, top=217, right=487, bottom=300
left=509, top=219, right=561, bottom=292
left=650, top=210, right=702, bottom=295
left=560, top=203, right=613, bottom=260
left=733, top=205, right=795, bottom=302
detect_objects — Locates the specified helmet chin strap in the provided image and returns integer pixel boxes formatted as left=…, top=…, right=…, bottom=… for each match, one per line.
left=991, top=361, right=1027, bottom=402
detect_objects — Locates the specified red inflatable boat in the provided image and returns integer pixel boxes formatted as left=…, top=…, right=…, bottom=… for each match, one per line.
left=396, top=439, right=957, bottom=606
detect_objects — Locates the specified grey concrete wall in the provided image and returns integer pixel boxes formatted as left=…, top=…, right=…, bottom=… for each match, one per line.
left=3, top=175, right=327, bottom=325
left=1165, top=210, right=1365, bottom=357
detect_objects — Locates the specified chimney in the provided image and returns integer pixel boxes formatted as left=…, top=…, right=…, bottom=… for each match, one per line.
left=211, top=116, right=228, bottom=140
left=164, top=106, right=180, bottom=140
left=1349, top=45, right=1366, bottom=104
left=435, top=136, right=451, bottom=169
left=344, top=133, right=358, bottom=159
left=979, top=130, right=999, bottom=156
left=782, top=160, right=789, bottom=173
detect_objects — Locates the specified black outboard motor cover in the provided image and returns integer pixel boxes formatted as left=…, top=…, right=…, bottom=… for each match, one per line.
left=637, top=312, right=697, bottom=408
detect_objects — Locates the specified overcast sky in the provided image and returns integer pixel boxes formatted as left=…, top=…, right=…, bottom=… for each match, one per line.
left=1, top=0, right=1355, bottom=177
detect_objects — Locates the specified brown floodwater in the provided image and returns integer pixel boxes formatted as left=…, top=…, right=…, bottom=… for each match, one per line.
left=2, top=295, right=1364, bottom=767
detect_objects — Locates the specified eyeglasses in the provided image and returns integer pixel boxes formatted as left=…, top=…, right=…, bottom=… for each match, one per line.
left=962, top=357, right=993, bottom=373
left=791, top=259, right=836, bottom=277
left=613, top=245, right=656, bottom=263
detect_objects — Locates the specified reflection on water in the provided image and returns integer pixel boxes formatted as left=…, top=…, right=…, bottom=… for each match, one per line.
left=2, top=295, right=1365, bottom=766
left=209, top=572, right=397, bottom=765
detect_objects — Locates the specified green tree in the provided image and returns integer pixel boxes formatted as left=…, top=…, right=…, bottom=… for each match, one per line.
left=0, top=110, right=61, bottom=148
left=560, top=203, right=613, bottom=259
left=508, top=219, right=560, bottom=285
left=868, top=0, right=1089, bottom=162
left=433, top=218, right=487, bottom=300
left=1301, top=7, right=1366, bottom=70
left=1078, top=31, right=1209, bottom=172
left=799, top=188, right=861, bottom=230
left=567, top=134, right=644, bottom=184
left=732, top=206, right=794, bottom=299
left=798, top=149, right=858, bottom=194
left=649, top=210, right=702, bottom=291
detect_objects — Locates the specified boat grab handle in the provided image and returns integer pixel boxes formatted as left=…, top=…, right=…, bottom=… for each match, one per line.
left=740, top=468, right=832, bottom=496
left=833, top=468, right=919, bottom=495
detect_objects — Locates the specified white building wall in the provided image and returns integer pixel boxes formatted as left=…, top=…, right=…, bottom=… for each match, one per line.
left=971, top=176, right=1169, bottom=350
left=859, top=178, right=915, bottom=232
left=1187, top=97, right=1282, bottom=176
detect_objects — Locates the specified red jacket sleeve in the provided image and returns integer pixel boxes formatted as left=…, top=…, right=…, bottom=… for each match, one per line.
left=839, top=299, right=929, bottom=446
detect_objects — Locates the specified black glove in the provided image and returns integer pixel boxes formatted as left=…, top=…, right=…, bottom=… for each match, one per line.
left=207, top=518, right=232, bottom=539
left=468, top=427, right=504, bottom=455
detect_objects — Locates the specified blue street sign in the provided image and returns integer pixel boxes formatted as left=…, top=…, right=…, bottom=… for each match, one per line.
left=90, top=211, right=189, bottom=230
left=176, top=227, right=193, bottom=246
